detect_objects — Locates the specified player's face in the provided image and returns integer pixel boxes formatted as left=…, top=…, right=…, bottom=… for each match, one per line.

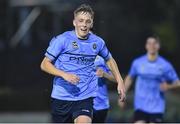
left=73, top=12, right=93, bottom=38
left=146, top=38, right=160, bottom=55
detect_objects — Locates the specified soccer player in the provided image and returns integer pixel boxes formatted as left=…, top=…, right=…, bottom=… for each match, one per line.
left=93, top=56, right=116, bottom=123
left=119, top=36, right=180, bottom=123
left=40, top=4, right=125, bottom=123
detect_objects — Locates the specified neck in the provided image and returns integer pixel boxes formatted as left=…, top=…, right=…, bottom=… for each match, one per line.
left=147, top=53, right=158, bottom=61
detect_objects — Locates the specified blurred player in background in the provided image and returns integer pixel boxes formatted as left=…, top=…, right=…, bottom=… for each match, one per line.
left=119, top=36, right=180, bottom=123
left=93, top=56, right=116, bottom=123
left=40, top=4, right=125, bottom=123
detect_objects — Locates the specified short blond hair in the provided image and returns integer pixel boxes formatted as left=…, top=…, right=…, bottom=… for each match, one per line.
left=74, top=4, right=94, bottom=19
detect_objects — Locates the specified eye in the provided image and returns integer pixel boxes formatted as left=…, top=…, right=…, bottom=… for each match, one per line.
left=86, top=20, right=91, bottom=24
left=79, top=19, right=83, bottom=22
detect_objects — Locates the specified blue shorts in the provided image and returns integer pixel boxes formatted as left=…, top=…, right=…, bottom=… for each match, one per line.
left=51, top=97, right=93, bottom=123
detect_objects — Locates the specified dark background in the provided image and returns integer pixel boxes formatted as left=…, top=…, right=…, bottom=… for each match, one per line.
left=0, top=0, right=180, bottom=122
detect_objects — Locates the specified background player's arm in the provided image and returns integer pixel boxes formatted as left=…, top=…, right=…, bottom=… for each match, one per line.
left=160, top=63, right=180, bottom=91
left=160, top=80, right=180, bottom=91
left=106, top=57, right=125, bottom=101
left=124, top=75, right=134, bottom=92
left=40, top=57, right=79, bottom=84
left=96, top=68, right=116, bottom=82
left=118, top=75, right=134, bottom=108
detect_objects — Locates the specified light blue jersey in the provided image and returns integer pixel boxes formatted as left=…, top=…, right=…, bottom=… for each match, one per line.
left=93, top=56, right=110, bottom=110
left=45, top=30, right=112, bottom=101
left=129, top=54, right=179, bottom=113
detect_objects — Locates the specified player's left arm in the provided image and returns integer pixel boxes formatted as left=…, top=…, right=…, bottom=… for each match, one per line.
left=160, top=63, right=180, bottom=91
left=98, top=38, right=125, bottom=101
left=106, top=57, right=125, bottom=101
left=103, top=71, right=116, bottom=82
left=96, top=68, right=116, bottom=82
left=160, top=80, right=180, bottom=91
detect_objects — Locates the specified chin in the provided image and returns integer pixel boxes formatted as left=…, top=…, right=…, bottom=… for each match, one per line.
left=80, top=33, right=88, bottom=38
left=149, top=52, right=157, bottom=55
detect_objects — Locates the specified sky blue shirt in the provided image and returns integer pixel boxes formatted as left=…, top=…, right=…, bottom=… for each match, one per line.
left=45, top=30, right=112, bottom=101
left=129, top=54, right=179, bottom=113
left=93, top=56, right=110, bottom=110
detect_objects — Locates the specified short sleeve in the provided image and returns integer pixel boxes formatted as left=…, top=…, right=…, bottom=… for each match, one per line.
left=104, top=60, right=111, bottom=74
left=128, top=60, right=137, bottom=78
left=45, top=35, right=65, bottom=61
left=163, top=63, right=179, bottom=83
left=95, top=56, right=111, bottom=74
left=98, top=38, right=112, bottom=61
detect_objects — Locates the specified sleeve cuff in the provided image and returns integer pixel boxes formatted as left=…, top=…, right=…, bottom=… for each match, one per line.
left=104, top=52, right=112, bottom=61
left=45, top=52, right=56, bottom=61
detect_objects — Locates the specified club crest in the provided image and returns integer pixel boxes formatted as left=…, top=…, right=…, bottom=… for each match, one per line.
left=72, top=41, right=78, bottom=49
left=93, top=43, right=97, bottom=49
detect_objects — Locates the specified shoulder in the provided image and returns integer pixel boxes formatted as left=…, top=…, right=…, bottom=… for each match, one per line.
left=158, top=56, right=173, bottom=69
left=51, top=31, right=72, bottom=44
left=89, top=33, right=105, bottom=44
left=133, top=55, right=146, bottom=64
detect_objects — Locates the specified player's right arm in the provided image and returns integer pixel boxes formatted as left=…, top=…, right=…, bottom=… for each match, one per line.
left=40, top=36, right=79, bottom=84
left=40, top=57, right=79, bottom=84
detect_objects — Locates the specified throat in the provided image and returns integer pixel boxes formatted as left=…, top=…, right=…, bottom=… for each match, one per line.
left=78, top=36, right=88, bottom=40
left=148, top=54, right=158, bottom=62
left=74, top=30, right=89, bottom=40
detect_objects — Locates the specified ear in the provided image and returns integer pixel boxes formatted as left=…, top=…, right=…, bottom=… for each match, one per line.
left=90, top=21, right=94, bottom=28
left=90, top=23, right=93, bottom=28
left=157, top=43, right=160, bottom=50
left=73, top=19, right=76, bottom=27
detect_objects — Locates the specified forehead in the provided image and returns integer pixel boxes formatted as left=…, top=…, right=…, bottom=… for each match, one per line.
left=146, top=38, right=159, bottom=44
left=75, top=12, right=93, bottom=20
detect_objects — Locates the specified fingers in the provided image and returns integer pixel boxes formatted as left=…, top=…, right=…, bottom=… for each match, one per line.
left=70, top=74, right=80, bottom=84
left=160, top=83, right=168, bottom=91
left=119, top=94, right=126, bottom=102
left=96, top=68, right=103, bottom=77
left=117, top=83, right=126, bottom=102
left=118, top=100, right=125, bottom=109
left=118, top=90, right=126, bottom=102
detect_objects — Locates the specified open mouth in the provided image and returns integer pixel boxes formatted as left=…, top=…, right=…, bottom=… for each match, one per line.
left=80, top=28, right=88, bottom=32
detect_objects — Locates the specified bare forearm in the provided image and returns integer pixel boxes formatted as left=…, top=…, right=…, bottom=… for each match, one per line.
left=106, top=58, right=124, bottom=85
left=106, top=58, right=126, bottom=101
left=40, top=57, right=65, bottom=77
left=124, top=75, right=133, bottom=92
left=168, top=80, right=180, bottom=90
left=103, top=72, right=116, bottom=82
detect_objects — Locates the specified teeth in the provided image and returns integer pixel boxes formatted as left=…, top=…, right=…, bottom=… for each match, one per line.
left=81, top=29, right=87, bottom=31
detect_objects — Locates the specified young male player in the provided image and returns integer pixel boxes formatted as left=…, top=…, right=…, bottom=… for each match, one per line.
left=93, top=56, right=116, bottom=123
left=40, top=4, right=125, bottom=123
left=119, top=36, right=180, bottom=123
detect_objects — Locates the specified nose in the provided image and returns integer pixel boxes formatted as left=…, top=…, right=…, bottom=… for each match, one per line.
left=82, top=21, right=87, bottom=27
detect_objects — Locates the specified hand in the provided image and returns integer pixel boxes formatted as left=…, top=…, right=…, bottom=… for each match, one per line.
left=118, top=99, right=126, bottom=109
left=160, top=82, right=170, bottom=92
left=117, top=83, right=126, bottom=102
left=62, top=72, right=80, bottom=84
left=96, top=68, right=104, bottom=77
